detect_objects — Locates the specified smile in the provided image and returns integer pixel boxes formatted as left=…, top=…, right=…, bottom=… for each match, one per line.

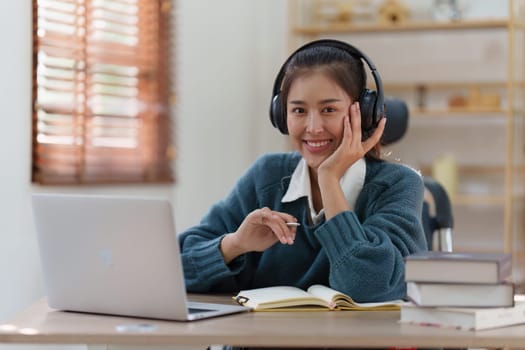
left=305, top=140, right=330, bottom=147
left=305, top=140, right=331, bottom=148
left=303, top=139, right=332, bottom=153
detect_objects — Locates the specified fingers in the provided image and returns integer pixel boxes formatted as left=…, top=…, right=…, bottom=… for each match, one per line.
left=362, top=116, right=386, bottom=152
left=350, top=101, right=386, bottom=154
left=342, top=113, right=352, bottom=145
left=350, top=102, right=362, bottom=144
left=259, top=208, right=297, bottom=245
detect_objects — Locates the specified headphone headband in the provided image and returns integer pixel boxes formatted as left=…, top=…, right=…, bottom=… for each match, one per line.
left=270, top=39, right=384, bottom=135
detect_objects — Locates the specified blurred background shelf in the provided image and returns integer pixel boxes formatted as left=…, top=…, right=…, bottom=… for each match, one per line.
left=292, top=18, right=509, bottom=34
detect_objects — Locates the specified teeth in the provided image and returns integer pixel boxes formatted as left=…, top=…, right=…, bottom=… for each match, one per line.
left=307, top=140, right=330, bottom=148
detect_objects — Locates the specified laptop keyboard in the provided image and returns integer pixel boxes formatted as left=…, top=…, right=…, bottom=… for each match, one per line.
left=188, top=307, right=214, bottom=314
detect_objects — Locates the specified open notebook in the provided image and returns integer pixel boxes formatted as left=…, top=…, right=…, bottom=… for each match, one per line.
left=32, top=193, right=249, bottom=321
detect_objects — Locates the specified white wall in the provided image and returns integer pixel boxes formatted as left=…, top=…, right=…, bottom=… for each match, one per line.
left=0, top=0, right=287, bottom=349
left=173, top=0, right=288, bottom=231
left=0, top=0, right=43, bottom=330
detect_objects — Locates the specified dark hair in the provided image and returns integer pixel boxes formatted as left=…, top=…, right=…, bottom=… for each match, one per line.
left=280, top=45, right=366, bottom=106
left=280, top=45, right=381, bottom=159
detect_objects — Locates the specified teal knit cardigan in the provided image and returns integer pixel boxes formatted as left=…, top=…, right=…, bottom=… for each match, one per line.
left=179, top=152, right=427, bottom=302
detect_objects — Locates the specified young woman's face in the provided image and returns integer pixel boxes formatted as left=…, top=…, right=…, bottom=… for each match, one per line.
left=286, top=71, right=353, bottom=171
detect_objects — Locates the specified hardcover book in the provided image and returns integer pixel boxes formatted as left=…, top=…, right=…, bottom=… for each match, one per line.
left=400, top=295, right=525, bottom=331
left=406, top=281, right=515, bottom=308
left=404, top=251, right=512, bottom=283
left=234, top=284, right=402, bottom=311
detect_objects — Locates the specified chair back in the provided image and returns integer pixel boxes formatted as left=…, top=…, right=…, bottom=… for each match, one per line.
left=382, top=98, right=454, bottom=252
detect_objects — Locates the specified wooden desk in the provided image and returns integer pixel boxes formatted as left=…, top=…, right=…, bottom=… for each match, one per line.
left=1, top=295, right=525, bottom=349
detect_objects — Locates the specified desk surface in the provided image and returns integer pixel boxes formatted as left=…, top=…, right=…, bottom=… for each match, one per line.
left=2, top=295, right=525, bottom=349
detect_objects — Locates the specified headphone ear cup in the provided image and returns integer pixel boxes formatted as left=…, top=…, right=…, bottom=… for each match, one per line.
left=270, top=93, right=288, bottom=134
left=359, top=89, right=377, bottom=132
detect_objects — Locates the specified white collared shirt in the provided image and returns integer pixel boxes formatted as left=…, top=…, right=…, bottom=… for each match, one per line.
left=281, top=158, right=366, bottom=224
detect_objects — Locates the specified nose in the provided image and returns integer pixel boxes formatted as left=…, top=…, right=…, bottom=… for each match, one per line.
left=306, top=112, right=323, bottom=133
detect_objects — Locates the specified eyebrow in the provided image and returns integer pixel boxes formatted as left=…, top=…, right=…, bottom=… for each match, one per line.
left=288, top=98, right=342, bottom=105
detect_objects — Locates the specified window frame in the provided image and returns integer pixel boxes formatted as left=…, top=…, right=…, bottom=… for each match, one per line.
left=31, top=0, right=175, bottom=185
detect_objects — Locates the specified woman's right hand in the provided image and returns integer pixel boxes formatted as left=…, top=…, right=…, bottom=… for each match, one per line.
left=220, top=207, right=298, bottom=264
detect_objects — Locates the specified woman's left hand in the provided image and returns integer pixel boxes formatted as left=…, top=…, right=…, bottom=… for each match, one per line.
left=318, top=101, right=386, bottom=181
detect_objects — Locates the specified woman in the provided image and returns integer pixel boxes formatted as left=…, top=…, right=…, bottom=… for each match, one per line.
left=179, top=39, right=427, bottom=303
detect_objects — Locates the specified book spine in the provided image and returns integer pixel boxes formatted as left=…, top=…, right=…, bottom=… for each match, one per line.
left=498, top=257, right=512, bottom=282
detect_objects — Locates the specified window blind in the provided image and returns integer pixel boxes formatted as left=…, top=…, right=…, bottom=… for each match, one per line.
left=32, top=0, right=174, bottom=184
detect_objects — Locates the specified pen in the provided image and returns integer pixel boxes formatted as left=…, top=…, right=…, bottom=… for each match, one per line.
left=286, top=222, right=300, bottom=227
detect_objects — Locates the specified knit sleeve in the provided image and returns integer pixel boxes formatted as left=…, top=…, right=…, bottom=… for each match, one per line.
left=178, top=172, right=257, bottom=292
left=178, top=153, right=296, bottom=293
left=314, top=164, right=427, bottom=302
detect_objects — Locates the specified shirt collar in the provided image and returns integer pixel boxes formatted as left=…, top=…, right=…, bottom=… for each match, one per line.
left=282, top=158, right=367, bottom=222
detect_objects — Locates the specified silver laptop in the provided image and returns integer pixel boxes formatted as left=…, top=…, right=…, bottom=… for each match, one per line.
left=32, top=193, right=249, bottom=321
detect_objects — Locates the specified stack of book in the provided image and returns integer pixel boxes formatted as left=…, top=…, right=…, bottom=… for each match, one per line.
left=400, top=251, right=525, bottom=331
